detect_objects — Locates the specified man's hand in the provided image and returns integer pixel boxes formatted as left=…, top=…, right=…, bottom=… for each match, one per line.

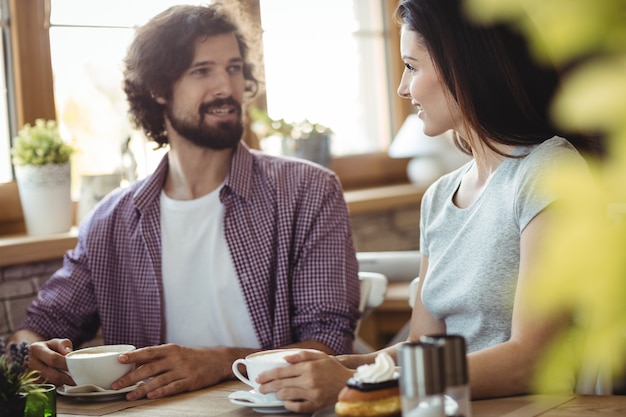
left=111, top=344, right=233, bottom=400
left=256, top=350, right=355, bottom=413
left=27, top=338, right=75, bottom=386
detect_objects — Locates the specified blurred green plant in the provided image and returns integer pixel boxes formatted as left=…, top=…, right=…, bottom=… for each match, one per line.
left=0, top=340, right=41, bottom=402
left=249, top=106, right=332, bottom=140
left=11, top=119, right=77, bottom=166
left=464, top=0, right=626, bottom=392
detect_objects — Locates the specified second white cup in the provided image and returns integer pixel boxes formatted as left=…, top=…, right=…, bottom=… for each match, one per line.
left=232, top=348, right=320, bottom=401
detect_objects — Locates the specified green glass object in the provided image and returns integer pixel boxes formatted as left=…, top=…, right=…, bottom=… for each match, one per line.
left=24, top=384, right=56, bottom=417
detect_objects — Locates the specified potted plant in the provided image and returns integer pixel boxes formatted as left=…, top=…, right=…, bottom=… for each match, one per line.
left=249, top=106, right=332, bottom=168
left=11, top=119, right=76, bottom=235
left=0, top=341, right=41, bottom=416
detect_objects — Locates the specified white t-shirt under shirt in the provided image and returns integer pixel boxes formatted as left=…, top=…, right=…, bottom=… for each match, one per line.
left=160, top=186, right=259, bottom=348
left=419, top=137, right=588, bottom=353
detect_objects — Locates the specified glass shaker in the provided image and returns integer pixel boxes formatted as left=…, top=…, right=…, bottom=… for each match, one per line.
left=398, top=342, right=445, bottom=417
left=421, top=335, right=471, bottom=417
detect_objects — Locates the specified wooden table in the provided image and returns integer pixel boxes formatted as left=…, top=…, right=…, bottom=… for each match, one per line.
left=57, top=380, right=626, bottom=416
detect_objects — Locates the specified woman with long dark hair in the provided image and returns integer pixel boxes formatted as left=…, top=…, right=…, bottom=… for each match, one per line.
left=256, top=0, right=596, bottom=412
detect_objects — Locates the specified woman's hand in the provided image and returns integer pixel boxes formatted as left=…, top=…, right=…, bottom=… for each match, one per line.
left=256, top=350, right=356, bottom=413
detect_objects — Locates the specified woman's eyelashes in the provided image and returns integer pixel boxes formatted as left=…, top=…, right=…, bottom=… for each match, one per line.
left=404, top=62, right=417, bottom=73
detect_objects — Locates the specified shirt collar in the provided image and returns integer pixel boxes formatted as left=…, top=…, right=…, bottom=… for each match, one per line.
left=132, top=141, right=255, bottom=211
left=223, top=141, right=255, bottom=202
left=132, top=153, right=169, bottom=213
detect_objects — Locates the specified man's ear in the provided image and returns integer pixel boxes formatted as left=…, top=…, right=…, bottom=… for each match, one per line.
left=151, top=91, right=167, bottom=105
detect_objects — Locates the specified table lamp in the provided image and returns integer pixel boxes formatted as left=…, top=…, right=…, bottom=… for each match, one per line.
left=388, top=115, right=470, bottom=187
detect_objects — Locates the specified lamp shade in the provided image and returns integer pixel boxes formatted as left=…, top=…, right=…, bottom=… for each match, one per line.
left=388, top=114, right=451, bottom=158
left=388, top=115, right=471, bottom=187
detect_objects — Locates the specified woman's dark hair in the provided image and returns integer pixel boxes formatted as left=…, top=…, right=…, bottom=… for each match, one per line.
left=123, top=3, right=259, bottom=147
left=394, top=0, right=597, bottom=156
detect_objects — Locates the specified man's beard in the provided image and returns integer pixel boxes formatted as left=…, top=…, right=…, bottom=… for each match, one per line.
left=166, top=98, right=243, bottom=150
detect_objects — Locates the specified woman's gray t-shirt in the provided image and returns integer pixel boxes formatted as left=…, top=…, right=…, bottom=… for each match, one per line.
left=419, top=137, right=587, bottom=352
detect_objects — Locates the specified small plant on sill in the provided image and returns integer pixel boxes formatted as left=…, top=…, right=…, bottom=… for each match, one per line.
left=11, top=119, right=76, bottom=166
left=249, top=106, right=332, bottom=140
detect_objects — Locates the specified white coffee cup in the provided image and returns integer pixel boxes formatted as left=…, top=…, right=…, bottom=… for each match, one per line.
left=65, top=344, right=136, bottom=389
left=232, top=348, right=320, bottom=401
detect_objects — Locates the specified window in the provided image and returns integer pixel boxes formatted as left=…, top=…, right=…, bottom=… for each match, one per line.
left=259, top=0, right=392, bottom=155
left=0, top=0, right=16, bottom=183
left=49, top=0, right=205, bottom=194
left=13, top=0, right=408, bottom=194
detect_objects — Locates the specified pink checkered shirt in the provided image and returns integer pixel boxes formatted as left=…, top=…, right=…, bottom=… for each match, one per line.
left=21, top=143, right=360, bottom=354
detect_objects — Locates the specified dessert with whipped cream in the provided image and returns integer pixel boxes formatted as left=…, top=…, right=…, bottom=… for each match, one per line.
left=335, top=352, right=401, bottom=417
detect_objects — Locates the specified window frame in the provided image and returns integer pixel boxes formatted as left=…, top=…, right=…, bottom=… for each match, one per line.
left=10, top=0, right=56, bottom=129
left=9, top=0, right=411, bottom=191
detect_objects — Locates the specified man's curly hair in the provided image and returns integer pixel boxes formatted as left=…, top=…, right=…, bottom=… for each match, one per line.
left=123, top=3, right=259, bottom=148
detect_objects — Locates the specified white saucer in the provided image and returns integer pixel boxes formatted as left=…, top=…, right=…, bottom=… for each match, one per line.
left=57, top=382, right=141, bottom=402
left=228, top=390, right=289, bottom=414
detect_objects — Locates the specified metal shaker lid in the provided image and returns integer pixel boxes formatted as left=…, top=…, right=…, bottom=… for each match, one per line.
left=398, top=342, right=444, bottom=397
left=420, top=334, right=468, bottom=386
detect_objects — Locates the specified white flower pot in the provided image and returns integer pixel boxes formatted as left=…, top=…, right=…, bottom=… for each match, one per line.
left=15, top=163, right=73, bottom=236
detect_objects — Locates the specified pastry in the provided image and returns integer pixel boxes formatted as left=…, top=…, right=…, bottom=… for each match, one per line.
left=335, top=352, right=401, bottom=417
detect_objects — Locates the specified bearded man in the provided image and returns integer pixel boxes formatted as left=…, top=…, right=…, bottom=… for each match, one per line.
left=10, top=3, right=359, bottom=401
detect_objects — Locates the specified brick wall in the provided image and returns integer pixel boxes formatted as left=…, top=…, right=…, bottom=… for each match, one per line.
left=350, top=205, right=420, bottom=252
left=0, top=205, right=419, bottom=343
left=1, top=259, right=62, bottom=342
